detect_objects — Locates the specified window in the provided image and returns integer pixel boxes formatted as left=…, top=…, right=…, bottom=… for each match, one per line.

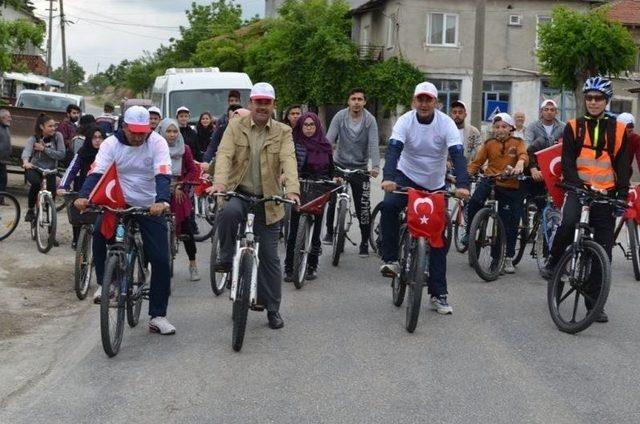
left=541, top=80, right=576, bottom=121
left=361, top=25, right=370, bottom=46
left=427, top=13, right=458, bottom=46
left=482, top=81, right=511, bottom=121
left=536, top=15, right=551, bottom=49
left=631, top=50, right=640, bottom=73
left=610, top=99, right=633, bottom=114
left=430, top=79, right=461, bottom=113
left=386, top=17, right=395, bottom=49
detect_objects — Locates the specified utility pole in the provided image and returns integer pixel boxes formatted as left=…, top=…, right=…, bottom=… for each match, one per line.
left=59, top=0, right=69, bottom=91
left=471, top=0, right=486, bottom=129
left=46, top=0, right=55, bottom=76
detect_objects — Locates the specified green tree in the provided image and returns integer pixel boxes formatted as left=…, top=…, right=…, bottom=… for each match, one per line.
left=0, top=18, right=44, bottom=72
left=365, top=57, right=424, bottom=111
left=86, top=73, right=110, bottom=95
left=51, top=58, right=85, bottom=92
left=123, top=58, right=159, bottom=95
left=537, top=6, right=637, bottom=114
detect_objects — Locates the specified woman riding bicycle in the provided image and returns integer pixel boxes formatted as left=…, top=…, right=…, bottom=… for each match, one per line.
left=157, top=118, right=201, bottom=281
left=283, top=112, right=334, bottom=282
left=465, top=113, right=529, bottom=274
left=22, top=113, right=66, bottom=223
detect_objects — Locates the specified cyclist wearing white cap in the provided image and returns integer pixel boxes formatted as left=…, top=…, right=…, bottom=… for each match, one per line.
left=617, top=112, right=640, bottom=175
left=176, top=106, right=201, bottom=162
left=148, top=106, right=162, bottom=131
left=74, top=105, right=177, bottom=335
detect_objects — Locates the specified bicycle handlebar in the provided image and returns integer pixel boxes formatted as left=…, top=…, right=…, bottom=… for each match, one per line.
left=556, top=183, right=628, bottom=208
left=213, top=191, right=296, bottom=206
left=33, top=166, right=58, bottom=176
left=87, top=205, right=152, bottom=215
left=335, top=166, right=371, bottom=177
left=299, top=178, right=339, bottom=186
left=392, top=187, right=458, bottom=198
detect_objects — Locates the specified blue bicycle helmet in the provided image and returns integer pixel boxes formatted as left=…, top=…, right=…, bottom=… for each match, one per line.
left=583, top=76, right=613, bottom=99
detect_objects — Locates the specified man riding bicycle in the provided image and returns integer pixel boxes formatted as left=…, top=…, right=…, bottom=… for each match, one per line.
left=207, top=82, right=300, bottom=330
left=74, top=106, right=176, bottom=335
left=379, top=82, right=470, bottom=314
left=540, top=76, right=631, bottom=323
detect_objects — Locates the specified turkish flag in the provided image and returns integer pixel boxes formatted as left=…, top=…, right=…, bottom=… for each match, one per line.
left=406, top=188, right=446, bottom=248
left=88, top=163, right=126, bottom=238
left=535, top=143, right=564, bottom=208
left=624, top=185, right=640, bottom=222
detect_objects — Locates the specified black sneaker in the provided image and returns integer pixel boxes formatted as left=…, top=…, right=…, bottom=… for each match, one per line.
left=595, top=310, right=609, bottom=323
left=24, top=209, right=34, bottom=222
left=359, top=243, right=369, bottom=258
left=322, top=233, right=333, bottom=245
left=267, top=311, right=284, bottom=329
left=214, top=261, right=232, bottom=273
left=283, top=271, right=293, bottom=283
left=540, top=264, right=555, bottom=280
left=305, top=269, right=317, bottom=280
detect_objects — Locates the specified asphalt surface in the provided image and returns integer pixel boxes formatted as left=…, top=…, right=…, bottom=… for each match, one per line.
left=2, top=190, right=640, bottom=423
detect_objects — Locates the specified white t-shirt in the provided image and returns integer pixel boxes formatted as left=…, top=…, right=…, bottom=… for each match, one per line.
left=543, top=124, right=554, bottom=138
left=91, top=131, right=172, bottom=207
left=390, top=109, right=462, bottom=190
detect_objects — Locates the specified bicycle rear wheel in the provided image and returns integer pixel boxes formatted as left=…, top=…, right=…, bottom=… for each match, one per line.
left=126, top=247, right=145, bottom=328
left=74, top=225, right=94, bottom=300
left=101, top=254, right=125, bottom=357
left=452, top=200, right=468, bottom=253
left=512, top=213, right=529, bottom=266
left=0, top=192, right=20, bottom=241
left=209, top=226, right=227, bottom=296
left=406, top=238, right=427, bottom=333
left=547, top=240, right=611, bottom=334
left=35, top=195, right=56, bottom=253
left=626, top=220, right=640, bottom=281
left=292, top=215, right=312, bottom=289
left=392, top=227, right=409, bottom=307
left=369, top=201, right=383, bottom=256
left=468, top=207, right=506, bottom=282
left=331, top=199, right=347, bottom=267
left=232, top=252, right=252, bottom=352
left=193, top=195, right=216, bottom=242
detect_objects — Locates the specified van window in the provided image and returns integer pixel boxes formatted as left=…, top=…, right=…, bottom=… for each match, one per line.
left=169, top=89, right=250, bottom=120
left=17, top=93, right=78, bottom=112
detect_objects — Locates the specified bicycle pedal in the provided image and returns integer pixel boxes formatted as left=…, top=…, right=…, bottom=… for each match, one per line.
left=251, top=304, right=266, bottom=312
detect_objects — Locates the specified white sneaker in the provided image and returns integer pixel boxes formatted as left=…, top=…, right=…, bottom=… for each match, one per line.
left=430, top=295, right=453, bottom=315
left=504, top=257, right=515, bottom=274
left=380, top=261, right=400, bottom=277
left=189, top=265, right=201, bottom=281
left=149, top=317, right=176, bottom=335
left=92, top=286, right=102, bottom=304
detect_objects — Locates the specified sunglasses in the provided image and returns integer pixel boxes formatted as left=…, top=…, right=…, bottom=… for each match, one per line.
left=303, top=122, right=316, bottom=127
left=585, top=94, right=606, bottom=102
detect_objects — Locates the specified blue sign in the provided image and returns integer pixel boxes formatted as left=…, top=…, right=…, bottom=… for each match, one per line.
left=485, top=100, right=509, bottom=121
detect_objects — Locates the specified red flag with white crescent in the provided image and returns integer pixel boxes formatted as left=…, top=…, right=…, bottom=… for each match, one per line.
left=624, top=185, right=640, bottom=222
left=406, top=188, right=446, bottom=248
left=535, top=143, right=564, bottom=208
left=88, top=163, right=126, bottom=238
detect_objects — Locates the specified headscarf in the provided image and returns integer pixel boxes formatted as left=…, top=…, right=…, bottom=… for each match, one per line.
left=78, top=125, right=105, bottom=165
left=156, top=118, right=185, bottom=176
left=292, top=112, right=333, bottom=175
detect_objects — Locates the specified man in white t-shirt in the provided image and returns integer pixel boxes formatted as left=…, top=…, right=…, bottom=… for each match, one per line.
left=379, top=82, right=470, bottom=314
left=74, top=106, right=177, bottom=335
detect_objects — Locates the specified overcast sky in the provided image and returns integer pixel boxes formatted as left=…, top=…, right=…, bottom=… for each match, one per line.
left=32, top=0, right=264, bottom=75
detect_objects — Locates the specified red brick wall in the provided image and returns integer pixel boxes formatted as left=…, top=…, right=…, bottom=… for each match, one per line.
left=11, top=54, right=47, bottom=75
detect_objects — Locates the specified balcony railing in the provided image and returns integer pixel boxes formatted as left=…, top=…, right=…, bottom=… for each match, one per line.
left=357, top=45, right=384, bottom=62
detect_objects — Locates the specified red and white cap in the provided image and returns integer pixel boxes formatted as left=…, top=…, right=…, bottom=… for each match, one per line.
left=250, top=82, right=276, bottom=100
left=492, top=112, right=515, bottom=128
left=413, top=82, right=438, bottom=99
left=148, top=106, right=162, bottom=117
left=124, top=105, right=150, bottom=133
left=540, top=99, right=558, bottom=109
left=176, top=106, right=190, bottom=115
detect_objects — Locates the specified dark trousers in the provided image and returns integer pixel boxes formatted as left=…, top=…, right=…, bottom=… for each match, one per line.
left=325, top=172, right=371, bottom=245
left=26, top=169, right=56, bottom=209
left=466, top=180, right=524, bottom=258
left=217, top=197, right=282, bottom=312
left=0, top=163, right=7, bottom=192
left=549, top=192, right=614, bottom=308
left=93, top=214, right=171, bottom=318
left=284, top=208, right=324, bottom=272
left=181, top=218, right=197, bottom=261
left=380, top=171, right=448, bottom=297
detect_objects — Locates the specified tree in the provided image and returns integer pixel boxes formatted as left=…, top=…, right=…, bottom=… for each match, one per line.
left=0, top=18, right=44, bottom=72
left=537, top=6, right=637, bottom=114
left=365, top=57, right=424, bottom=111
left=123, top=58, right=159, bottom=96
left=51, top=58, right=85, bottom=92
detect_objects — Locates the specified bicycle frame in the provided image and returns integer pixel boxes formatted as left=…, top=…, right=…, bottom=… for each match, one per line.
left=229, top=211, right=260, bottom=305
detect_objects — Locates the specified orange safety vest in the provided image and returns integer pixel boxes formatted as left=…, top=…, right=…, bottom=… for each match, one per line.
left=568, top=118, right=626, bottom=191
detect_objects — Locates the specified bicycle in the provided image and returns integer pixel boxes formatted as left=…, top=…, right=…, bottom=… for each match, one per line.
left=191, top=177, right=217, bottom=242
left=547, top=183, right=626, bottom=334
left=613, top=187, right=640, bottom=281
left=30, top=167, right=58, bottom=253
left=388, top=187, right=453, bottom=333
left=533, top=196, right=561, bottom=274
left=0, top=191, right=20, bottom=241
left=213, top=191, right=295, bottom=352
left=330, top=166, right=370, bottom=266
left=91, top=205, right=151, bottom=357
left=65, top=192, right=98, bottom=300
left=291, top=179, right=339, bottom=289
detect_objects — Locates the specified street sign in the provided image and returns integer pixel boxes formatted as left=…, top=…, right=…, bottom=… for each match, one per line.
left=485, top=100, right=509, bottom=121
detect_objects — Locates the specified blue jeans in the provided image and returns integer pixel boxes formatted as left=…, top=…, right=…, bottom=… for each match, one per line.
left=93, top=213, right=171, bottom=318
left=466, top=180, right=524, bottom=258
left=380, top=171, right=448, bottom=297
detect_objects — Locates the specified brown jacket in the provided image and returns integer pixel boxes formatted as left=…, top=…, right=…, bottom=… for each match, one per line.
left=213, top=115, right=300, bottom=225
left=468, top=136, right=529, bottom=189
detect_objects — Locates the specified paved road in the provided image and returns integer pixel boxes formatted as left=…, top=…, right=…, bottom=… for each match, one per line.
left=1, top=194, right=640, bottom=423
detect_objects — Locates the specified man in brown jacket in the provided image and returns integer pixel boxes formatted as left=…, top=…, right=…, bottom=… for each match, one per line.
left=465, top=113, right=529, bottom=274
left=208, top=82, right=300, bottom=329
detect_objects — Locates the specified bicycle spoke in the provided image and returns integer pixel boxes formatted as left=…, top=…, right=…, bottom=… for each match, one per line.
left=571, top=290, right=580, bottom=323
left=557, top=286, right=576, bottom=305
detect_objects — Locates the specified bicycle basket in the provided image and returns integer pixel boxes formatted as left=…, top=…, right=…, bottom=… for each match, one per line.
left=66, top=193, right=97, bottom=225
left=297, top=180, right=338, bottom=215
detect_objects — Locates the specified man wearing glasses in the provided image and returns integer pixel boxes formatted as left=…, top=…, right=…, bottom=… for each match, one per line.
left=540, top=76, right=630, bottom=323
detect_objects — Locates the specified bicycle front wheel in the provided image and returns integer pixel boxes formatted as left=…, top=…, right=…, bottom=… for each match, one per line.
left=626, top=220, right=640, bottom=281
left=292, top=215, right=312, bottom=289
left=392, top=227, right=409, bottom=307
left=74, top=225, right=94, bottom=300
left=126, top=247, right=145, bottom=328
left=35, top=195, right=56, bottom=253
left=193, top=195, right=216, bottom=242
left=406, top=238, right=427, bottom=333
left=452, top=200, right=468, bottom=253
left=547, top=240, right=611, bottom=334
left=232, top=252, right=252, bottom=352
left=209, top=226, right=227, bottom=296
left=468, top=207, right=506, bottom=282
left=101, top=254, right=125, bottom=357
left=369, top=201, right=383, bottom=256
left=512, top=213, right=529, bottom=266
left=0, top=192, right=20, bottom=241
left=331, top=199, right=347, bottom=267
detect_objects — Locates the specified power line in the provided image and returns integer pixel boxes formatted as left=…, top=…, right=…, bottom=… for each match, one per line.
left=79, top=18, right=171, bottom=42
left=65, top=14, right=180, bottom=30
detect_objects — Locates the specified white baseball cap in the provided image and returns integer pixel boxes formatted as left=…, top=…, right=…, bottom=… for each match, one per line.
left=250, top=82, right=276, bottom=100
left=451, top=100, right=467, bottom=110
left=617, top=112, right=635, bottom=126
left=413, top=82, right=438, bottom=99
left=148, top=106, right=162, bottom=117
left=176, top=106, right=190, bottom=115
left=123, top=105, right=150, bottom=133
left=540, top=99, right=558, bottom=109
left=492, top=112, right=515, bottom=128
